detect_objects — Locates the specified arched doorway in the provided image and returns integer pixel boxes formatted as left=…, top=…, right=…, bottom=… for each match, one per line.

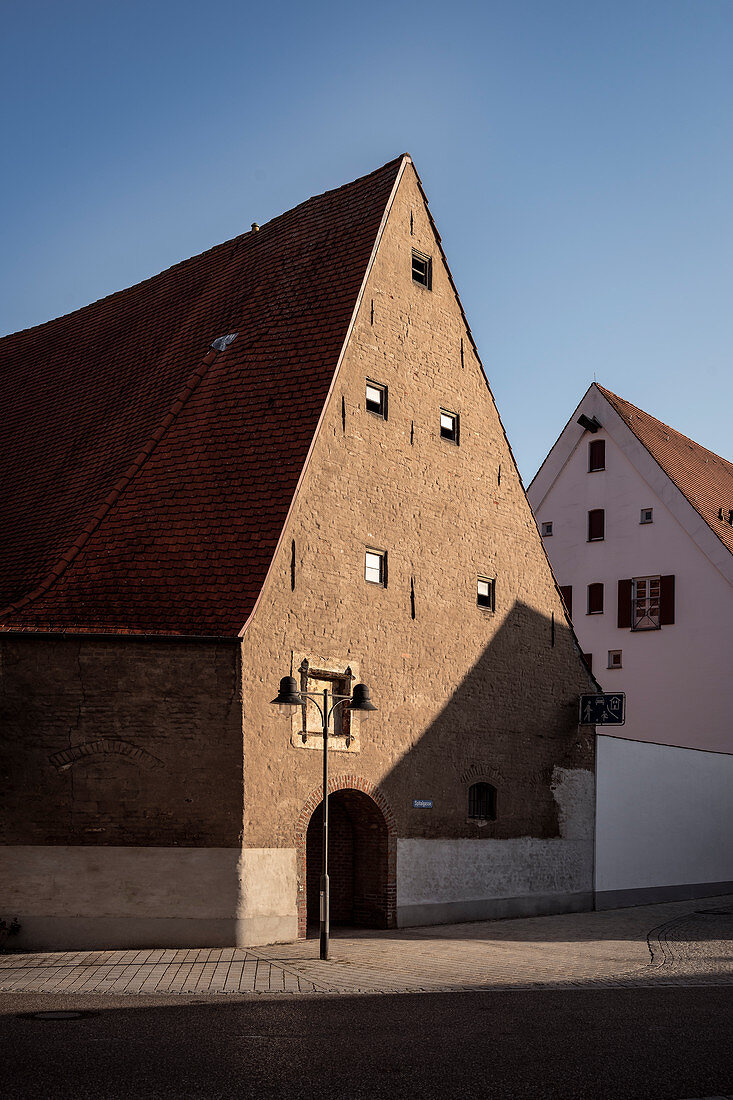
left=305, top=788, right=390, bottom=930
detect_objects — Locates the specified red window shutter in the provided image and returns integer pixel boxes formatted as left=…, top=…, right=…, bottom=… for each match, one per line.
left=617, top=579, right=632, bottom=628
left=587, top=582, right=604, bottom=614
left=588, top=509, right=605, bottom=541
left=589, top=439, right=605, bottom=471
left=559, top=586, right=573, bottom=618
left=660, top=575, right=675, bottom=625
left=583, top=653, right=593, bottom=672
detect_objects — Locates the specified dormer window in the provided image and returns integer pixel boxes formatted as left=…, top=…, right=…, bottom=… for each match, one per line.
left=412, top=250, right=432, bottom=289
left=365, top=380, right=387, bottom=419
left=440, top=409, right=459, bottom=444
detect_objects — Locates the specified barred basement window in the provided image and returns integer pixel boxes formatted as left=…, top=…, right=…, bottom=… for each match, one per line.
left=440, top=409, right=459, bottom=443
left=412, top=249, right=432, bottom=288
left=365, top=549, right=387, bottom=587
left=477, top=576, right=495, bottom=610
left=468, top=782, right=496, bottom=821
left=365, top=380, right=387, bottom=419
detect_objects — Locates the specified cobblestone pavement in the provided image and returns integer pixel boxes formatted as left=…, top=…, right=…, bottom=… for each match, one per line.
left=1, top=895, right=731, bottom=998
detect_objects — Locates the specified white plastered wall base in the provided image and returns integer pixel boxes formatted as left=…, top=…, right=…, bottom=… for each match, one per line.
left=396, top=767, right=595, bottom=926
left=1, top=846, right=297, bottom=950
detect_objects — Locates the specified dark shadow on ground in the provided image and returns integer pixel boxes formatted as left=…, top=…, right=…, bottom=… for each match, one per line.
left=0, top=987, right=731, bottom=1100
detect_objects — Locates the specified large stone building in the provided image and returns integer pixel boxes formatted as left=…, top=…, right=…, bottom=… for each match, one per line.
left=1, top=155, right=595, bottom=950
left=528, top=384, right=733, bottom=906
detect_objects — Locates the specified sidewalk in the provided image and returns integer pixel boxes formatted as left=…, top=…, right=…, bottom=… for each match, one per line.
left=1, top=895, right=731, bottom=998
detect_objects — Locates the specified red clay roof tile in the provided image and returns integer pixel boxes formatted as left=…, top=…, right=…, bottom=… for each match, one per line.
left=598, top=385, right=733, bottom=556
left=0, top=155, right=405, bottom=635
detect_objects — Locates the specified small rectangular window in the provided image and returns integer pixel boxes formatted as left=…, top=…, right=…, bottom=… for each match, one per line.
left=541, top=521, right=553, bottom=537
left=608, top=650, right=623, bottom=669
left=440, top=409, right=459, bottom=443
left=587, top=582, right=604, bottom=614
left=365, top=549, right=386, bottom=586
left=588, top=508, right=605, bottom=541
left=589, top=439, right=605, bottom=471
left=640, top=508, right=653, bottom=524
left=365, top=380, right=387, bottom=419
left=477, top=576, right=495, bottom=610
left=412, top=250, right=432, bottom=288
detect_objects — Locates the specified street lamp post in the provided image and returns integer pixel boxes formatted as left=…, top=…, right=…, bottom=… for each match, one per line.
left=271, top=675, right=376, bottom=960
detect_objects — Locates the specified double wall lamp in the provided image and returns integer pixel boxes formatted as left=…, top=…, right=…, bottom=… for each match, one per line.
left=271, top=675, right=377, bottom=960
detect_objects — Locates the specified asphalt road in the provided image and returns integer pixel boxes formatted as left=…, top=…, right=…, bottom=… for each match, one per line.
left=1, top=987, right=731, bottom=1100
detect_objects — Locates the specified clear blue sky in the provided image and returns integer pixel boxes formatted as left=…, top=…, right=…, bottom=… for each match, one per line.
left=2, top=0, right=732, bottom=480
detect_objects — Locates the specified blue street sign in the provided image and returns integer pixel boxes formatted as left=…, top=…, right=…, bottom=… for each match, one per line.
left=579, top=693, right=626, bottom=725
left=412, top=799, right=433, bottom=809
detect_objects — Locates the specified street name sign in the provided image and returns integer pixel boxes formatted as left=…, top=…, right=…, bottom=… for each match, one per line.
left=579, top=693, right=626, bottom=725
left=412, top=799, right=433, bottom=809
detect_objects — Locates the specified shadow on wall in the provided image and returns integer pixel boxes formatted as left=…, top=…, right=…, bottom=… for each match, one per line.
left=377, top=599, right=595, bottom=843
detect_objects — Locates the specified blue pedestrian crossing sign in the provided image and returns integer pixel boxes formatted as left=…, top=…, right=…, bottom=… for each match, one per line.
left=579, top=693, right=626, bottom=725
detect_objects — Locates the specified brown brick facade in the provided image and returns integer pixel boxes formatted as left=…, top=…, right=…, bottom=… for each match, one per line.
left=0, top=635, right=243, bottom=848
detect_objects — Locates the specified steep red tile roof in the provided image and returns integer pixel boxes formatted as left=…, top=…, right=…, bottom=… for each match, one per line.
left=0, top=155, right=406, bottom=635
left=598, top=385, right=733, bottom=556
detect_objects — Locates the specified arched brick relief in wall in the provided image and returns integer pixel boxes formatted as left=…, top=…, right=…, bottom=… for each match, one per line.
left=48, top=739, right=164, bottom=772
left=295, top=775, right=397, bottom=937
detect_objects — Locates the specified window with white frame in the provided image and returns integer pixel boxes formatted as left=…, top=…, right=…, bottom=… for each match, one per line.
left=365, top=380, right=387, bottom=418
left=632, top=576, right=661, bottom=630
left=477, top=576, right=495, bottom=610
left=440, top=409, right=459, bottom=443
left=365, top=549, right=387, bottom=586
left=607, top=650, right=622, bottom=669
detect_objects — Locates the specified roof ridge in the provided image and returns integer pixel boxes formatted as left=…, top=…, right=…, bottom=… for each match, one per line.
left=597, top=384, right=733, bottom=470
left=0, top=342, right=230, bottom=624
left=0, top=155, right=410, bottom=343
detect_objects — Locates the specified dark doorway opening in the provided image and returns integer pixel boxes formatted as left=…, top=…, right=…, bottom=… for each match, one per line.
left=305, top=788, right=389, bottom=929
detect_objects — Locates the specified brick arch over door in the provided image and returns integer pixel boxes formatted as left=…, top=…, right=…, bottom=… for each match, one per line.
left=295, top=775, right=397, bottom=937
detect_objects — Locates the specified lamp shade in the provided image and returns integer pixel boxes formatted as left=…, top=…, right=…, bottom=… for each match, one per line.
left=271, top=676, right=303, bottom=709
left=349, top=683, right=377, bottom=712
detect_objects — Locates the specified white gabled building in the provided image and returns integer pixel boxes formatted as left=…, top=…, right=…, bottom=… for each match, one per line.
left=528, top=383, right=733, bottom=908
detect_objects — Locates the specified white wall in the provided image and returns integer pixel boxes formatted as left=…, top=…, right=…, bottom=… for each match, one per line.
left=396, top=766, right=595, bottom=925
left=596, top=735, right=733, bottom=904
left=0, top=846, right=297, bottom=950
left=530, top=410, right=733, bottom=753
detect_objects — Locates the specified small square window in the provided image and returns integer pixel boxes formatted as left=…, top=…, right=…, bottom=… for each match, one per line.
left=541, top=521, right=553, bottom=537
left=412, top=250, right=432, bottom=288
left=640, top=508, right=653, bottom=524
left=365, top=380, right=387, bottom=419
left=589, top=439, right=605, bottom=471
left=608, top=650, right=623, bottom=669
left=365, top=549, right=386, bottom=586
left=477, top=576, right=495, bottom=610
left=440, top=409, right=459, bottom=444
